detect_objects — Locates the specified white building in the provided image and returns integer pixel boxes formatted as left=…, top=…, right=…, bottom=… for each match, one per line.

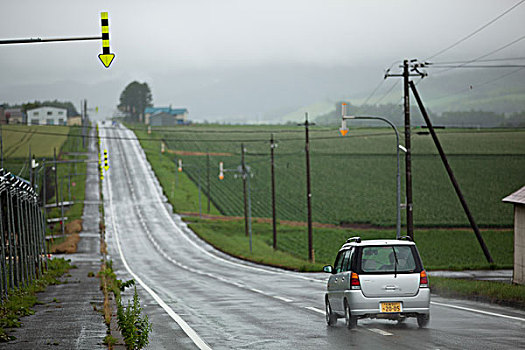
left=503, top=186, right=525, bottom=285
left=27, top=107, right=68, bottom=126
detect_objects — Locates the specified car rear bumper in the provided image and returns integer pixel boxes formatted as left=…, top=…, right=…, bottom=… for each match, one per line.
left=344, top=288, right=430, bottom=317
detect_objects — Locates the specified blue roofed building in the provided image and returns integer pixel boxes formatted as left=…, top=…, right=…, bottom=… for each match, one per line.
left=144, top=106, right=189, bottom=125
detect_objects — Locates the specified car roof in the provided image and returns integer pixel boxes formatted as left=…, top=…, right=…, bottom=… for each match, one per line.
left=339, top=239, right=415, bottom=251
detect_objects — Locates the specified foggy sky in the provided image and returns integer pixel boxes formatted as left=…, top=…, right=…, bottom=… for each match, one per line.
left=1, top=0, right=524, bottom=121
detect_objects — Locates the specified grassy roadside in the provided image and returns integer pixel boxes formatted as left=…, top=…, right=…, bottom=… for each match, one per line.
left=0, top=258, right=73, bottom=342
left=430, top=277, right=525, bottom=310
left=184, top=216, right=513, bottom=272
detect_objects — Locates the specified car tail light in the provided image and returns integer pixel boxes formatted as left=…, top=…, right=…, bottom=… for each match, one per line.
left=420, top=270, right=428, bottom=288
left=351, top=272, right=361, bottom=290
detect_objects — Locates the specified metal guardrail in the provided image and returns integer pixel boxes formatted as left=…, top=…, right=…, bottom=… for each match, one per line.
left=0, top=169, right=47, bottom=302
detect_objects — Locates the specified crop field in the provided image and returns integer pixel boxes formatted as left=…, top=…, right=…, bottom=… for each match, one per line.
left=1, top=125, right=69, bottom=160
left=134, top=125, right=525, bottom=228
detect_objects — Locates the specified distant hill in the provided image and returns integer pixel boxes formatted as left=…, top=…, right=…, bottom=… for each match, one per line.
left=293, top=69, right=525, bottom=127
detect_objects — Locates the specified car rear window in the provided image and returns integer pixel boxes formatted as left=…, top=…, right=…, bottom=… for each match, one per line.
left=359, top=245, right=419, bottom=274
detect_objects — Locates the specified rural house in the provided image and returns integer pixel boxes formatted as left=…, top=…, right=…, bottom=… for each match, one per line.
left=503, top=186, right=525, bottom=285
left=144, top=106, right=189, bottom=125
left=27, top=106, right=68, bottom=126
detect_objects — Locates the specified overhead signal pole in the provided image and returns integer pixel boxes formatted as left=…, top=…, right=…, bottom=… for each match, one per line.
left=385, top=59, right=426, bottom=239
left=0, top=12, right=115, bottom=70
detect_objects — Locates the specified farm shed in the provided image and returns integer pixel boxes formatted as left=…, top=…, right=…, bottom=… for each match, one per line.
left=27, top=106, right=67, bottom=126
left=144, top=106, right=189, bottom=125
left=503, top=186, right=525, bottom=285
left=149, top=112, right=176, bottom=127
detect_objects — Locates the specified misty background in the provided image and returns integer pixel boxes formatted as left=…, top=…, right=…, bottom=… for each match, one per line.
left=1, top=0, right=524, bottom=123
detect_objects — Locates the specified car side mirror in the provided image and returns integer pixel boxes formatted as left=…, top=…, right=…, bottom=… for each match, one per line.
left=323, top=265, right=333, bottom=274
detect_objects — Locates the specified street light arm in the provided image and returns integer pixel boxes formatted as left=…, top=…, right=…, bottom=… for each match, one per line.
left=340, top=113, right=402, bottom=239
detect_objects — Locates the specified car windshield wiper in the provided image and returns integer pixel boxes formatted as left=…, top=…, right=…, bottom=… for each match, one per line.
left=392, top=247, right=398, bottom=278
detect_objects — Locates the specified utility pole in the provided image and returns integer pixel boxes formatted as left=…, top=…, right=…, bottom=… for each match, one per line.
left=270, top=134, right=277, bottom=250
left=385, top=59, right=426, bottom=239
left=241, top=144, right=249, bottom=237
left=54, top=148, right=59, bottom=210
left=299, top=114, right=315, bottom=262
left=1, top=121, right=3, bottom=168
left=82, top=100, right=87, bottom=149
left=403, top=60, right=414, bottom=239
left=207, top=153, right=211, bottom=213
left=28, top=145, right=32, bottom=186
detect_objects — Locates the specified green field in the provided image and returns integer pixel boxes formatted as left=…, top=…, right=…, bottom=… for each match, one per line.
left=1, top=125, right=69, bottom=159
left=134, top=125, right=525, bottom=228
left=184, top=217, right=513, bottom=271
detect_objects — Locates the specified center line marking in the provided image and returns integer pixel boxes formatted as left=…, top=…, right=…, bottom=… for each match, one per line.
left=367, top=328, right=393, bottom=336
left=305, top=306, right=325, bottom=315
left=273, top=296, right=293, bottom=303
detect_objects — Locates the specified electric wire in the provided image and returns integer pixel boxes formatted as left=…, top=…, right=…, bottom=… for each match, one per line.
left=430, top=34, right=525, bottom=76
left=427, top=66, right=525, bottom=102
left=426, top=0, right=525, bottom=60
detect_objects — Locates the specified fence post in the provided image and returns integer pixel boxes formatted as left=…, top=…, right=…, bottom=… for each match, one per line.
left=6, top=190, right=14, bottom=289
left=0, top=189, right=7, bottom=300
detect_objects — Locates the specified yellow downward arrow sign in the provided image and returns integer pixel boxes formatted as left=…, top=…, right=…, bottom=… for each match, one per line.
left=98, top=53, right=115, bottom=68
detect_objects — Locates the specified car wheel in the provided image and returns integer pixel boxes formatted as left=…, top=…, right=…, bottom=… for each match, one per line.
left=325, top=298, right=337, bottom=326
left=417, top=313, right=430, bottom=328
left=344, top=300, right=357, bottom=329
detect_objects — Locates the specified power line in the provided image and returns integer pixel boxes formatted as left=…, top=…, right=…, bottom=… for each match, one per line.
left=432, top=56, right=525, bottom=64
left=372, top=80, right=400, bottom=105
left=1, top=126, right=401, bottom=144
left=431, top=34, right=525, bottom=75
left=427, top=66, right=525, bottom=102
left=426, top=0, right=525, bottom=60
left=360, top=60, right=400, bottom=106
left=430, top=64, right=525, bottom=69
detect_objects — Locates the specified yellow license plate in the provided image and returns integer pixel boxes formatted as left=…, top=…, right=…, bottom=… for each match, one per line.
left=380, top=302, right=401, bottom=313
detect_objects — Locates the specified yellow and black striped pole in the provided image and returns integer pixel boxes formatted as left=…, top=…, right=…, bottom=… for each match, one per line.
left=104, top=149, right=109, bottom=171
left=98, top=12, right=115, bottom=68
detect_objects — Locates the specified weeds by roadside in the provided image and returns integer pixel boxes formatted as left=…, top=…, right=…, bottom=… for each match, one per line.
left=0, top=258, right=73, bottom=342
left=99, top=260, right=151, bottom=350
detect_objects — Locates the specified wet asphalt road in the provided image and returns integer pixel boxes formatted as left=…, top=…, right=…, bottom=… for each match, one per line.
left=100, top=124, right=525, bottom=350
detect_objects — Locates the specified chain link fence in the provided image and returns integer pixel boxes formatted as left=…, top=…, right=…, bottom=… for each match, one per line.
left=0, top=169, right=47, bottom=302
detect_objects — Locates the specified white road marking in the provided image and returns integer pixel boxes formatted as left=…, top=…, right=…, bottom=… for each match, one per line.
left=273, top=296, right=293, bottom=303
left=124, top=126, right=325, bottom=284
left=367, top=328, right=393, bottom=336
left=431, top=301, right=525, bottom=322
left=305, top=306, right=325, bottom=315
left=106, top=129, right=212, bottom=350
left=250, top=288, right=267, bottom=295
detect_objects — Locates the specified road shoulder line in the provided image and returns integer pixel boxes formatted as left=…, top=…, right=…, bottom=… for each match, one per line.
left=431, top=301, right=525, bottom=322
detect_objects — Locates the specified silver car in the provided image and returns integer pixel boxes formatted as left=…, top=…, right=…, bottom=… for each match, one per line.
left=323, top=237, right=430, bottom=328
